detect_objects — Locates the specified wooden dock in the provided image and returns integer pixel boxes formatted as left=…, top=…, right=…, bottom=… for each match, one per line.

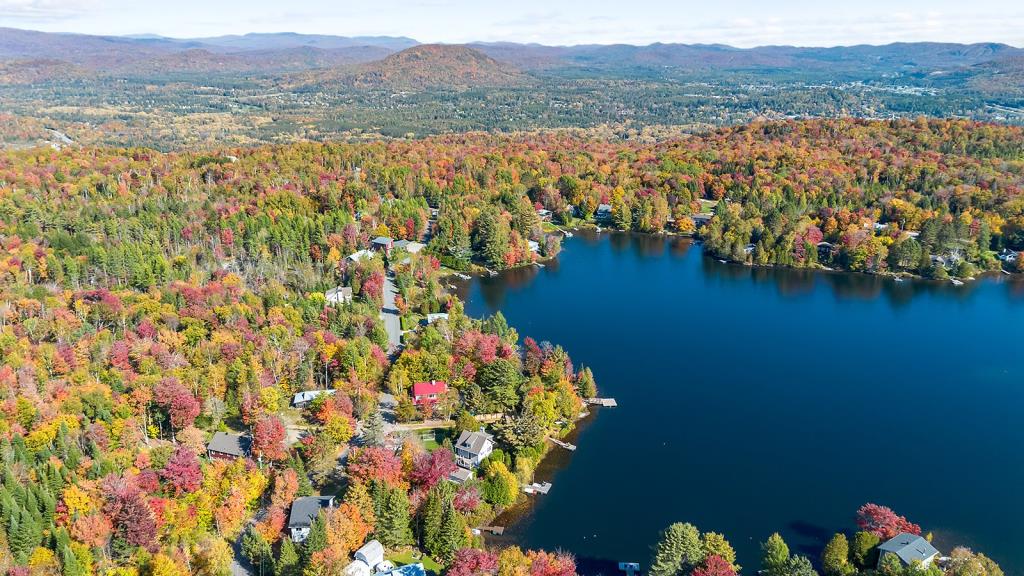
left=477, top=526, right=505, bottom=535
left=586, top=397, right=618, bottom=407
left=549, top=438, right=577, bottom=451
left=523, top=482, right=552, bottom=495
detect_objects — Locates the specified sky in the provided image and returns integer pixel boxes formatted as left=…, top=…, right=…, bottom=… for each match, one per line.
left=1, top=0, right=1022, bottom=47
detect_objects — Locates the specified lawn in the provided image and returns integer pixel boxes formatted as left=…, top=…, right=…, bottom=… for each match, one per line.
left=417, top=427, right=449, bottom=451
left=388, top=550, right=442, bottom=575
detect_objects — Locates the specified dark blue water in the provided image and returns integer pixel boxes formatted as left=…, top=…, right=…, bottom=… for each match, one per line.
left=462, top=231, right=1024, bottom=575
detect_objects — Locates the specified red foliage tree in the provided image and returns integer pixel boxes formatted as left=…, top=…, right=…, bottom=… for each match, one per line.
left=856, top=503, right=921, bottom=540
left=410, top=447, right=457, bottom=490
left=346, top=446, right=405, bottom=486
left=529, top=550, right=576, bottom=576
left=448, top=548, right=499, bottom=576
left=693, top=555, right=736, bottom=576
left=161, top=447, right=203, bottom=495
left=252, top=416, right=288, bottom=462
left=154, top=378, right=200, bottom=431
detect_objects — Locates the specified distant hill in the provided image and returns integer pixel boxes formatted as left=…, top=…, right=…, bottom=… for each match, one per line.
left=339, top=44, right=529, bottom=90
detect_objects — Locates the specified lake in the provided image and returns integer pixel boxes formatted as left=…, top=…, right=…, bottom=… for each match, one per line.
left=460, top=230, right=1024, bottom=575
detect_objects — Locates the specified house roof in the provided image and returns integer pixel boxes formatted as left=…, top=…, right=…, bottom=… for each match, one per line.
left=372, top=236, right=393, bottom=245
left=347, top=249, right=374, bottom=262
left=292, top=389, right=336, bottom=405
left=879, top=533, right=940, bottom=565
left=288, top=496, right=334, bottom=529
left=448, top=468, right=473, bottom=483
left=207, top=432, right=251, bottom=457
left=455, top=430, right=493, bottom=456
left=425, top=312, right=448, bottom=324
left=405, top=242, right=425, bottom=254
left=412, top=380, right=447, bottom=397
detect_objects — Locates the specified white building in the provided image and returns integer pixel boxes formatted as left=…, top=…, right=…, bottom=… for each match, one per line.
left=454, top=430, right=494, bottom=469
left=325, top=286, right=353, bottom=305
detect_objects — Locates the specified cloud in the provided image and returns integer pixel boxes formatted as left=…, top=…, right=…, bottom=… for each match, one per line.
left=0, top=0, right=97, bottom=20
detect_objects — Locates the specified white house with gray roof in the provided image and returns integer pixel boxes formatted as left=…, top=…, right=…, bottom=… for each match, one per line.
left=288, top=496, right=335, bottom=542
left=877, top=533, right=940, bottom=568
left=454, top=430, right=494, bottom=469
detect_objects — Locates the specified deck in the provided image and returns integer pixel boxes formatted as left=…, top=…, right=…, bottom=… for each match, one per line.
left=585, top=398, right=618, bottom=407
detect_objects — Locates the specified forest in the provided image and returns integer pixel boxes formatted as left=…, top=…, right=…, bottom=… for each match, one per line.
left=0, top=117, right=1020, bottom=575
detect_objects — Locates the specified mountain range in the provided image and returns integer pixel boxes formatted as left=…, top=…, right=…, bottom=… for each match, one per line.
left=1, top=27, right=1022, bottom=90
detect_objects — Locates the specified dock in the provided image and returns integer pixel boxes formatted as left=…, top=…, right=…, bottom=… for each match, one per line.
left=586, top=398, right=618, bottom=407
left=477, top=526, right=505, bottom=535
left=523, top=482, right=552, bottom=495
left=549, top=438, right=577, bottom=451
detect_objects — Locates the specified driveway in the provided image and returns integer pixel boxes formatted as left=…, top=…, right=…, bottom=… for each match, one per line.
left=380, top=274, right=402, bottom=353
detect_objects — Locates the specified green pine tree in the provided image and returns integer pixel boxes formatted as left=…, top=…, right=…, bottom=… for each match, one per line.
left=421, top=490, right=444, bottom=556
left=761, top=532, right=791, bottom=576
left=276, top=538, right=300, bottom=576
left=302, top=513, right=328, bottom=563
left=436, top=506, right=467, bottom=565
left=649, top=522, right=703, bottom=576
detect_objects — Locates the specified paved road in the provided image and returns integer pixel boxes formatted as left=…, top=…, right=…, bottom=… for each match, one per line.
left=380, top=274, right=402, bottom=352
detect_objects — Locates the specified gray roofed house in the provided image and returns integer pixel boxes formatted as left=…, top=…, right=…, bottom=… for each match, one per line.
left=354, top=539, right=385, bottom=569
left=595, top=204, right=612, bottom=222
left=371, top=237, right=394, bottom=256
left=447, top=468, right=473, bottom=484
left=206, top=432, right=251, bottom=460
left=454, top=430, right=494, bottom=469
left=288, top=496, right=335, bottom=542
left=877, top=533, right=940, bottom=568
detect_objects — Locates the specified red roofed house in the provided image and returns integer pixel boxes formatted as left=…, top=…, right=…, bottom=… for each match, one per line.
left=412, top=380, right=448, bottom=406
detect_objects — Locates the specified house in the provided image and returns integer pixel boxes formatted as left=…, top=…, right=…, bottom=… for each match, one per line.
left=595, top=204, right=612, bottom=222
left=877, top=533, right=940, bottom=568
left=404, top=241, right=426, bottom=254
left=354, top=540, right=385, bottom=569
left=816, top=241, right=835, bottom=260
left=425, top=312, right=449, bottom=324
left=998, top=248, right=1019, bottom=263
left=325, top=286, right=353, bottom=305
left=536, top=208, right=553, bottom=222
left=454, top=430, right=494, bottom=469
left=292, top=389, right=336, bottom=407
left=528, top=240, right=540, bottom=254
left=347, top=249, right=374, bottom=263
left=690, top=213, right=714, bottom=227
left=412, top=380, right=448, bottom=406
left=447, top=468, right=473, bottom=484
left=206, top=432, right=251, bottom=460
left=288, top=496, right=335, bottom=542
left=743, top=244, right=756, bottom=255
left=372, top=237, right=394, bottom=256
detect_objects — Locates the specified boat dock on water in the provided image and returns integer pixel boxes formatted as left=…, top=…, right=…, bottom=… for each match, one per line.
left=585, top=398, right=618, bottom=407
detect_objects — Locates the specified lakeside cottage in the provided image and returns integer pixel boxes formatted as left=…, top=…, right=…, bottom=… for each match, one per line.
left=288, top=496, right=335, bottom=542
left=412, top=380, right=448, bottom=406
left=454, top=430, right=494, bottom=469
left=325, top=286, right=353, bottom=305
left=342, top=540, right=386, bottom=576
left=877, top=533, right=940, bottom=568
left=690, top=213, right=714, bottom=227
left=595, top=204, right=612, bottom=222
left=292, top=389, right=336, bottom=407
left=537, top=208, right=553, bottom=221
left=206, top=432, right=251, bottom=461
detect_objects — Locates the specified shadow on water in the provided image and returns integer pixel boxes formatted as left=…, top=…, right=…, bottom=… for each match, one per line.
left=786, top=521, right=837, bottom=559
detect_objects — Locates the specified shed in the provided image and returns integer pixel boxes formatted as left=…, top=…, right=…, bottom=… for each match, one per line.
left=292, top=389, right=336, bottom=407
left=354, top=540, right=385, bottom=569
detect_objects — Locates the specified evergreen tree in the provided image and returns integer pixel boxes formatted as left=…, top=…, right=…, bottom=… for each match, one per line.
left=421, top=489, right=444, bottom=555
left=761, top=532, right=790, bottom=576
left=649, top=522, right=704, bottom=576
left=302, top=513, right=328, bottom=563
left=851, top=531, right=881, bottom=568
left=786, top=555, right=820, bottom=576
left=276, top=538, right=300, bottom=576
left=436, top=506, right=467, bottom=565
left=822, top=533, right=854, bottom=576
left=378, top=486, right=412, bottom=548
left=242, top=528, right=275, bottom=574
